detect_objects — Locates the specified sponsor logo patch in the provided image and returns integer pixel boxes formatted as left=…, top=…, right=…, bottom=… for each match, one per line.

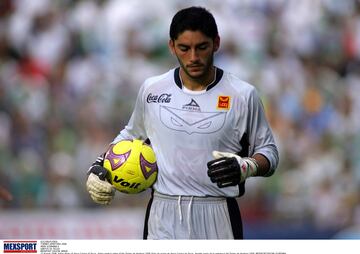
left=146, top=93, right=172, bottom=103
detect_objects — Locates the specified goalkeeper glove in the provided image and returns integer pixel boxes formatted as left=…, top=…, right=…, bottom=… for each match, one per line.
left=207, top=151, right=258, bottom=188
left=86, top=154, right=115, bottom=205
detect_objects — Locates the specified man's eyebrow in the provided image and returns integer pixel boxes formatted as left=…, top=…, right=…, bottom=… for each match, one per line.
left=177, top=43, right=190, bottom=47
left=196, top=42, right=210, bottom=47
left=177, top=42, right=210, bottom=47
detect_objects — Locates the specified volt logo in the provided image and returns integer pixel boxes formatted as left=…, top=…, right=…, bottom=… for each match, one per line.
left=3, top=241, right=37, bottom=253
left=113, top=176, right=141, bottom=189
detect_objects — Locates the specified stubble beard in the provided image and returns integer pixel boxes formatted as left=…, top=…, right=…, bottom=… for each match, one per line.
left=177, top=54, right=214, bottom=82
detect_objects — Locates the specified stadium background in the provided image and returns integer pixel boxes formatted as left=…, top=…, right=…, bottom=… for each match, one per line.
left=0, top=0, right=359, bottom=239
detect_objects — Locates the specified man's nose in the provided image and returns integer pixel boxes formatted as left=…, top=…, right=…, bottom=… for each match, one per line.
left=190, top=49, right=200, bottom=62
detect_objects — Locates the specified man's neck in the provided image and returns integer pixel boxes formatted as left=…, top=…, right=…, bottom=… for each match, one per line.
left=180, top=67, right=216, bottom=91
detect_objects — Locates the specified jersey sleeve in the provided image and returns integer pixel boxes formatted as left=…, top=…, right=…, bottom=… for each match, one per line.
left=247, top=88, right=279, bottom=176
left=112, top=84, right=147, bottom=144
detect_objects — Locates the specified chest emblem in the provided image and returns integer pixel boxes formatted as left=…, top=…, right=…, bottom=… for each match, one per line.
left=217, top=96, right=231, bottom=110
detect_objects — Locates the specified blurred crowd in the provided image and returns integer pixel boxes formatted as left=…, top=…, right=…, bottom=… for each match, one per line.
left=0, top=0, right=360, bottom=238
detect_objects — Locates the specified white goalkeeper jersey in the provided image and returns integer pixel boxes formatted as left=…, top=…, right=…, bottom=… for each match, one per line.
left=113, top=67, right=279, bottom=197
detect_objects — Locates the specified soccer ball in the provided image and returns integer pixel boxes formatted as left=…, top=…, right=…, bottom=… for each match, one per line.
left=103, top=139, right=158, bottom=194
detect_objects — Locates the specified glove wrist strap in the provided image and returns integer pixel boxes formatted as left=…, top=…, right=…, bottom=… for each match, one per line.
left=87, top=153, right=106, bottom=176
left=244, top=157, right=259, bottom=177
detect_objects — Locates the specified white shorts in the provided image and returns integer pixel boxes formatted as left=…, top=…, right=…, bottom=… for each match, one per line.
left=143, top=191, right=243, bottom=239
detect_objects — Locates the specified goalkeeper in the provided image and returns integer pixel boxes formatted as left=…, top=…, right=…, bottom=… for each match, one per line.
left=86, top=6, right=279, bottom=239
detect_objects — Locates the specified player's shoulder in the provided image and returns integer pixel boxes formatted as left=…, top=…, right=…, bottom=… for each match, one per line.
left=221, top=70, right=256, bottom=95
left=142, top=69, right=174, bottom=90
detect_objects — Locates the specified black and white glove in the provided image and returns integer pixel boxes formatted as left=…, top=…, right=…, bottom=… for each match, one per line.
left=207, top=151, right=258, bottom=188
left=86, top=154, right=115, bottom=205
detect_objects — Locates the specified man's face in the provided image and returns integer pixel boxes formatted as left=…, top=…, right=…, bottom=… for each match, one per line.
left=169, top=30, right=220, bottom=81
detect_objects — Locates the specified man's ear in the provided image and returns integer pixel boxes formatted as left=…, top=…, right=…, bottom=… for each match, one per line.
left=213, top=35, right=220, bottom=52
left=168, top=39, right=175, bottom=55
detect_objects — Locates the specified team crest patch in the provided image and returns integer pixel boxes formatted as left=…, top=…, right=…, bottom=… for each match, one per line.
left=217, top=96, right=231, bottom=110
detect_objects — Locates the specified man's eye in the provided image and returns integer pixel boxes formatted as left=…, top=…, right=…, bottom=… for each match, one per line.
left=179, top=46, right=189, bottom=52
left=198, top=45, right=208, bottom=50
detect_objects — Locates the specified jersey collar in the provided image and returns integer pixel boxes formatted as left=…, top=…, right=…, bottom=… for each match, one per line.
left=174, top=67, right=224, bottom=91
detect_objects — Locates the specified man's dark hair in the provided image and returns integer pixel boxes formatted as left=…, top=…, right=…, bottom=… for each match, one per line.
left=169, top=6, right=218, bottom=40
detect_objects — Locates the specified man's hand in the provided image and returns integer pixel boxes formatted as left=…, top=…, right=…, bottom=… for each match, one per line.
left=86, top=154, right=115, bottom=205
left=207, top=151, right=258, bottom=188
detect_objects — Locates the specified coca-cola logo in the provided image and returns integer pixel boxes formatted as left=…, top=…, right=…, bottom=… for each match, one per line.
left=146, top=93, right=172, bottom=103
